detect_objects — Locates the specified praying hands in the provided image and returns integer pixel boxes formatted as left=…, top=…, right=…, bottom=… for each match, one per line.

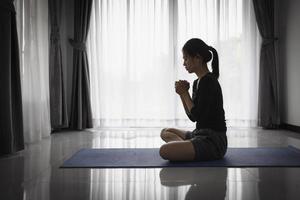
left=175, top=80, right=190, bottom=95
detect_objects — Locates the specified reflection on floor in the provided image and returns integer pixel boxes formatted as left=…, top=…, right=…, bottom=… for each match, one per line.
left=1, top=127, right=300, bottom=200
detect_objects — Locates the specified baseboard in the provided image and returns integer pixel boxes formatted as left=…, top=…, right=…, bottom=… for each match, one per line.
left=280, top=123, right=300, bottom=133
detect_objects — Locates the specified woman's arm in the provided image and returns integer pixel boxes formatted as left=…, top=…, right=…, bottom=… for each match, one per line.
left=180, top=95, right=190, bottom=114
left=180, top=92, right=194, bottom=114
left=175, top=80, right=195, bottom=121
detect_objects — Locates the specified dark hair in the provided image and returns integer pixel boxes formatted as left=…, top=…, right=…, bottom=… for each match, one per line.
left=182, top=38, right=219, bottom=79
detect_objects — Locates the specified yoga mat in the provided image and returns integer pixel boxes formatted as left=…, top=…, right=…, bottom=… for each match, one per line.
left=61, top=146, right=300, bottom=168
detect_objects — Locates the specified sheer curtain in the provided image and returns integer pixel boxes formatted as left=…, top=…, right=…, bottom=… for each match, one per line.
left=176, top=0, right=261, bottom=127
left=87, top=0, right=176, bottom=128
left=87, top=0, right=260, bottom=128
left=15, top=0, right=51, bottom=143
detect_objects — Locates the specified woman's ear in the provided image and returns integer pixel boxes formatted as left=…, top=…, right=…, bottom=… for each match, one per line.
left=195, top=54, right=203, bottom=63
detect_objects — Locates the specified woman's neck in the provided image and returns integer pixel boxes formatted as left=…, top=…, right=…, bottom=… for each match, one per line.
left=195, top=63, right=209, bottom=80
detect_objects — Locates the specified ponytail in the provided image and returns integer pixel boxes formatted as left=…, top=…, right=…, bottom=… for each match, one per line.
left=208, top=46, right=219, bottom=79
left=182, top=38, right=220, bottom=79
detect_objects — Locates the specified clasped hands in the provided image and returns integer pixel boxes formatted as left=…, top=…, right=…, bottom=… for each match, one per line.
left=175, top=80, right=190, bottom=95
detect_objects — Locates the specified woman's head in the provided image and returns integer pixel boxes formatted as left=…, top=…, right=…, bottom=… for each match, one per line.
left=182, top=38, right=219, bottom=79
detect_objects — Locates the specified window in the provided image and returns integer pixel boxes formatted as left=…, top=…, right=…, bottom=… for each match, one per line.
left=87, top=0, right=261, bottom=128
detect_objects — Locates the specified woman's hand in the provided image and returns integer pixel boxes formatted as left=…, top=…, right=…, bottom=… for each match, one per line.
left=175, top=80, right=190, bottom=95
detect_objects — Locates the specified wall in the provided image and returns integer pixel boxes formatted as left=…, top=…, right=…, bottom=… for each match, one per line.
left=279, top=0, right=300, bottom=126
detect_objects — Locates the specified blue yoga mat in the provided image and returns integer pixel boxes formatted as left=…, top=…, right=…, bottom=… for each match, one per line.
left=61, top=146, right=300, bottom=168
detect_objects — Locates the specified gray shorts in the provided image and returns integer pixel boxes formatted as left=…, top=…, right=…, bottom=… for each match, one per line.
left=185, top=129, right=227, bottom=161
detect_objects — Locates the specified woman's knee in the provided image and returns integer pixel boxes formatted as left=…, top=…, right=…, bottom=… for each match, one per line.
left=159, top=144, right=169, bottom=160
left=159, top=142, right=195, bottom=161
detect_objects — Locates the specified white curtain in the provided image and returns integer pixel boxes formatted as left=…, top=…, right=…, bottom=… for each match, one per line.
left=15, top=0, right=51, bottom=143
left=87, top=0, right=261, bottom=128
left=176, top=0, right=261, bottom=127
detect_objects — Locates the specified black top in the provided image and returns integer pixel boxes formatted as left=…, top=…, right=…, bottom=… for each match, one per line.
left=187, top=73, right=227, bottom=132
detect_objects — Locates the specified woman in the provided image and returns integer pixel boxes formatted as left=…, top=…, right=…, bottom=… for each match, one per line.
left=159, top=38, right=227, bottom=161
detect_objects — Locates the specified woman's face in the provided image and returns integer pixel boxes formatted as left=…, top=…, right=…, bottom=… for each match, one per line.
left=182, top=51, right=202, bottom=73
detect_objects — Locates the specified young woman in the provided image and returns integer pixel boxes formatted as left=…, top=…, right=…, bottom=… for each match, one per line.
left=159, top=38, right=227, bottom=161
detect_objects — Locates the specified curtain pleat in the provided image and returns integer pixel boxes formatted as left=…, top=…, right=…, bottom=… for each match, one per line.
left=0, top=0, right=24, bottom=155
left=15, top=0, right=51, bottom=143
left=49, top=0, right=69, bottom=129
left=253, top=0, right=280, bottom=128
left=69, top=0, right=93, bottom=130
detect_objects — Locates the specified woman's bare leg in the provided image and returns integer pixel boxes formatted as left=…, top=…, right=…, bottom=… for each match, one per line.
left=159, top=141, right=195, bottom=161
left=160, top=128, right=189, bottom=143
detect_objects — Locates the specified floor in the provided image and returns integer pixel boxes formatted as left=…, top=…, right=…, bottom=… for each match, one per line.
left=1, top=127, right=300, bottom=200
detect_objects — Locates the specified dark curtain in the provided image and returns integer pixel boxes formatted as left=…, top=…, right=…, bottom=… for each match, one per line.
left=69, top=0, right=93, bottom=129
left=49, top=0, right=69, bottom=129
left=0, top=0, right=24, bottom=155
left=253, top=0, right=279, bottom=128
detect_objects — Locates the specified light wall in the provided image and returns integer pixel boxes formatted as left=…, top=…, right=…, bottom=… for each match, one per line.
left=279, top=0, right=300, bottom=126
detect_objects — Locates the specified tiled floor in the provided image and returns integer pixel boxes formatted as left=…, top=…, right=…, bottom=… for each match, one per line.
left=1, top=127, right=300, bottom=200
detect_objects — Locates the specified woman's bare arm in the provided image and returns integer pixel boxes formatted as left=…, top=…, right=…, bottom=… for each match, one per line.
left=180, top=92, right=194, bottom=113
left=175, top=80, right=194, bottom=114
left=180, top=95, right=191, bottom=114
